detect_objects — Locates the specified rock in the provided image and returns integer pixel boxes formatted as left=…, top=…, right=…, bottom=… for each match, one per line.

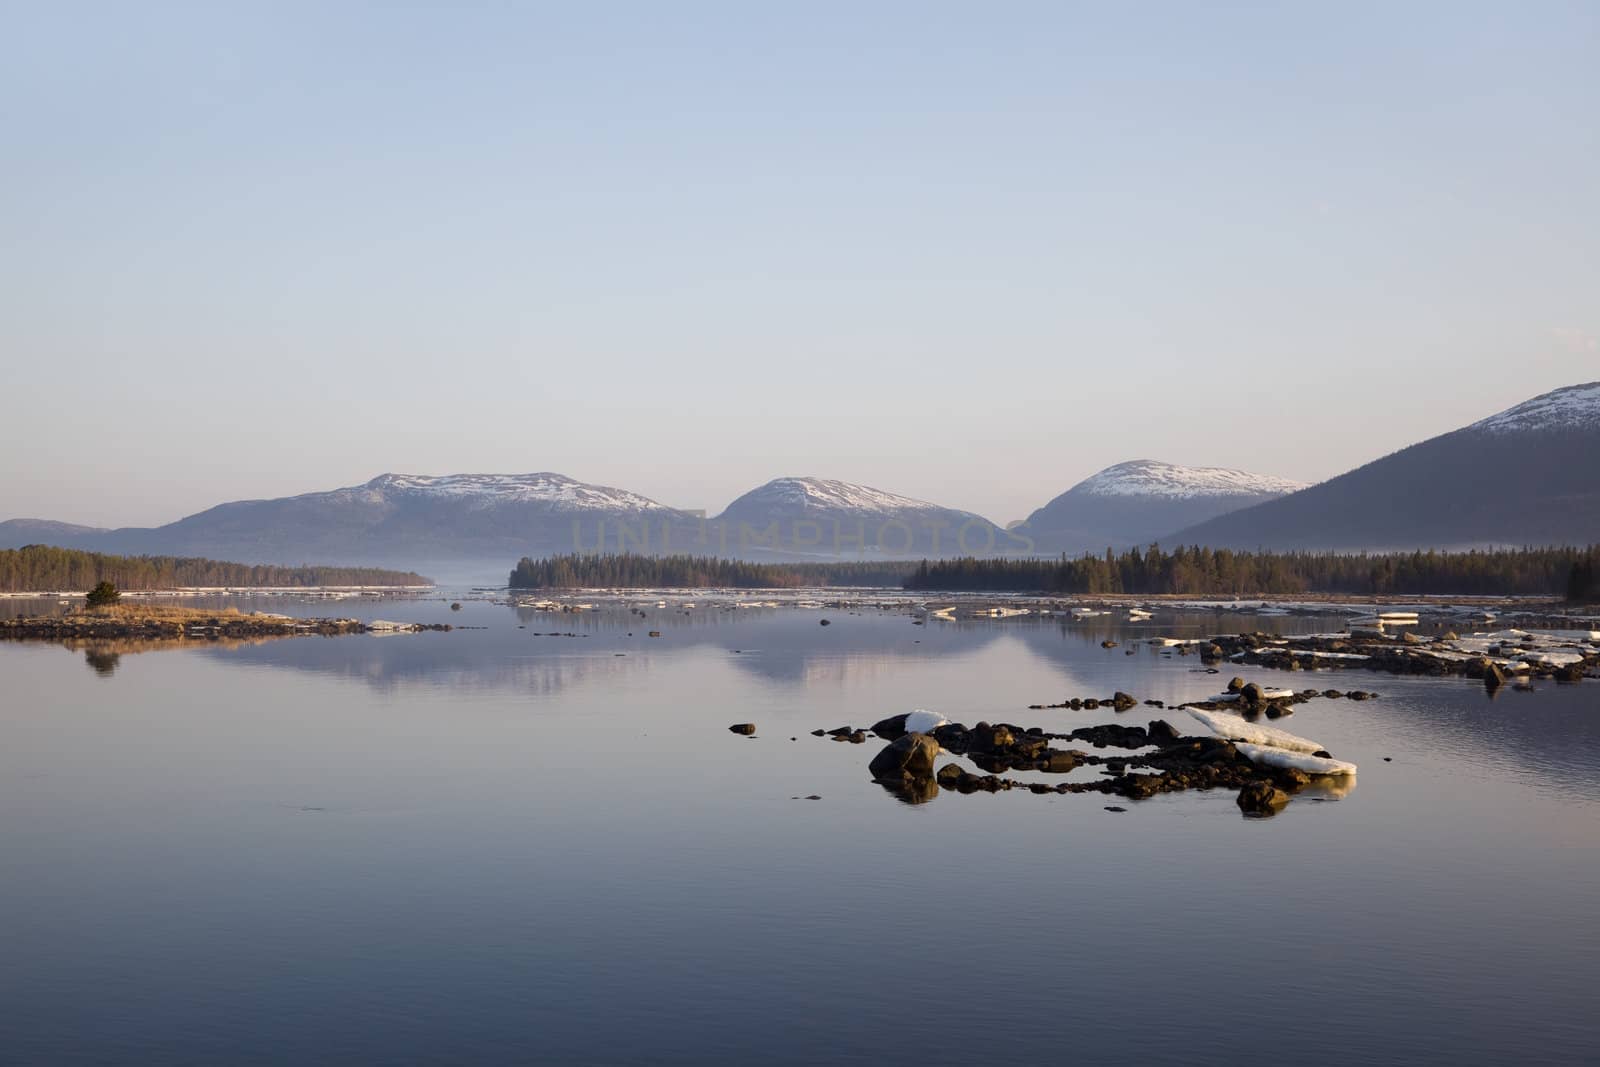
left=1483, top=662, right=1507, bottom=692
left=1403, top=631, right=1426, bottom=645
left=1238, top=682, right=1265, bottom=707
left=1102, top=640, right=1118, bottom=648
left=1348, top=690, right=1373, bottom=701
left=870, top=713, right=909, bottom=739
left=648, top=631, right=662, bottom=637
left=728, top=723, right=756, bottom=735
left=1237, top=781, right=1290, bottom=816
left=1043, top=750, right=1080, bottom=773
left=1227, top=676, right=1247, bottom=692
left=1322, top=689, right=1344, bottom=699
left=1147, top=719, right=1180, bottom=746
left=970, top=722, right=1015, bottom=751
left=449, top=602, right=462, bottom=611
left=819, top=619, right=831, bottom=626
left=1111, top=691, right=1137, bottom=710
left=1104, top=806, right=1127, bottom=813
left=810, top=729, right=826, bottom=736
left=1557, top=664, right=1584, bottom=683
left=868, top=733, right=940, bottom=779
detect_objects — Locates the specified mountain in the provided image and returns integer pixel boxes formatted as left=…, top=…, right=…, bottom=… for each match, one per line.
left=0, top=519, right=109, bottom=547
left=1020, top=460, right=1307, bottom=554
left=1168, top=382, right=1600, bottom=551
left=709, top=477, right=1019, bottom=558
left=0, top=474, right=694, bottom=577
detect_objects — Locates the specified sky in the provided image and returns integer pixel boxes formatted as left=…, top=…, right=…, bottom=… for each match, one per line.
left=3, top=1, right=1597, bottom=528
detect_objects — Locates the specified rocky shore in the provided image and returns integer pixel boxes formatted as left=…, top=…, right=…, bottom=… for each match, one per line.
left=1183, top=627, right=1598, bottom=685
left=0, top=608, right=450, bottom=642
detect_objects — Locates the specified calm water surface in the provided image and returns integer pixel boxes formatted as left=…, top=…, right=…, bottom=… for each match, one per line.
left=3, top=594, right=1597, bottom=1064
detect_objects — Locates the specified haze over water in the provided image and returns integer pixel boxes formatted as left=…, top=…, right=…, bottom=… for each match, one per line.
left=3, top=594, right=1597, bottom=1064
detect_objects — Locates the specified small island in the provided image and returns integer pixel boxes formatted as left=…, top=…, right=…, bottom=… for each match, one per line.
left=1, top=598, right=448, bottom=642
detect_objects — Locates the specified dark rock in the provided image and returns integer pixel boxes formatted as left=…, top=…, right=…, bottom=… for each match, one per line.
left=1237, top=781, right=1290, bottom=816
left=1042, top=750, right=1080, bottom=773
left=1102, top=640, right=1118, bottom=648
left=868, top=733, right=940, bottom=779
left=970, top=722, right=1015, bottom=751
left=1147, top=719, right=1180, bottom=746
left=1104, top=806, right=1127, bottom=813
left=1227, top=677, right=1247, bottom=692
left=819, top=619, right=831, bottom=626
left=1111, top=691, right=1137, bottom=710
left=870, top=713, right=910, bottom=739
left=1483, top=662, right=1507, bottom=692
left=1238, top=682, right=1265, bottom=707
left=728, top=723, right=756, bottom=735
left=450, top=602, right=462, bottom=611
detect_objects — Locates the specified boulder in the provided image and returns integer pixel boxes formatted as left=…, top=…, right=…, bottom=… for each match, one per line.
left=970, top=722, right=1015, bottom=751
left=1236, top=781, right=1290, bottom=816
left=1483, top=662, right=1507, bottom=692
left=870, top=713, right=909, bottom=739
left=868, top=733, right=940, bottom=779
left=1111, top=691, right=1137, bottom=710
left=1227, top=677, right=1247, bottom=692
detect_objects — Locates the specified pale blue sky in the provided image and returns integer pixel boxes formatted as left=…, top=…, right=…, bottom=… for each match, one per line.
left=4, top=1, right=1596, bottom=527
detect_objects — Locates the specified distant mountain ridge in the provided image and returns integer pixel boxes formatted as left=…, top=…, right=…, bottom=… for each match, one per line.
left=709, top=477, right=1020, bottom=558
left=1168, top=382, right=1600, bottom=551
left=0, top=472, right=694, bottom=573
left=1020, top=460, right=1306, bottom=555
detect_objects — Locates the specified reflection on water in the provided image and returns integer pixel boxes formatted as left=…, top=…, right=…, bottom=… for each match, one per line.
left=2, top=593, right=1598, bottom=1064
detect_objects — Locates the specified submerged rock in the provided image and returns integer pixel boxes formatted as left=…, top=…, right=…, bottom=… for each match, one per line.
left=1237, top=781, right=1290, bottom=816
left=728, top=723, right=756, bottom=735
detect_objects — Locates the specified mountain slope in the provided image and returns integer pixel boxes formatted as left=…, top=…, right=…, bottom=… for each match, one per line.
left=1021, top=460, right=1306, bottom=554
left=709, top=477, right=1017, bottom=558
left=0, top=519, right=109, bottom=549
left=1168, top=382, right=1600, bottom=550
left=1, top=474, right=692, bottom=571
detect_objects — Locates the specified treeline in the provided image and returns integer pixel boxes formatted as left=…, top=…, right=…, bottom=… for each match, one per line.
left=0, top=546, right=430, bottom=592
left=904, top=545, right=1600, bottom=597
left=510, top=554, right=916, bottom=589
left=1568, top=549, right=1600, bottom=603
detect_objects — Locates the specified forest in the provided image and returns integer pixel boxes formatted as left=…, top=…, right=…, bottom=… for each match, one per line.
left=0, top=546, right=430, bottom=592
left=510, top=554, right=915, bottom=589
left=903, top=544, right=1600, bottom=598
left=508, top=546, right=1599, bottom=598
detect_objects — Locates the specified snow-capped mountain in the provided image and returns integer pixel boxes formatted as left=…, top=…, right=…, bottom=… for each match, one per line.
left=1467, top=381, right=1600, bottom=435
left=1170, top=381, right=1600, bottom=551
left=357, top=473, right=671, bottom=512
left=710, top=477, right=1018, bottom=558
left=0, top=473, right=692, bottom=575
left=1020, top=461, right=1304, bottom=554
left=1074, top=461, right=1307, bottom=501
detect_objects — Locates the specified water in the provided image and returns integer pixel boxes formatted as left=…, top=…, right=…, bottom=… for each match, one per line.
left=3, top=594, right=1597, bottom=1064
